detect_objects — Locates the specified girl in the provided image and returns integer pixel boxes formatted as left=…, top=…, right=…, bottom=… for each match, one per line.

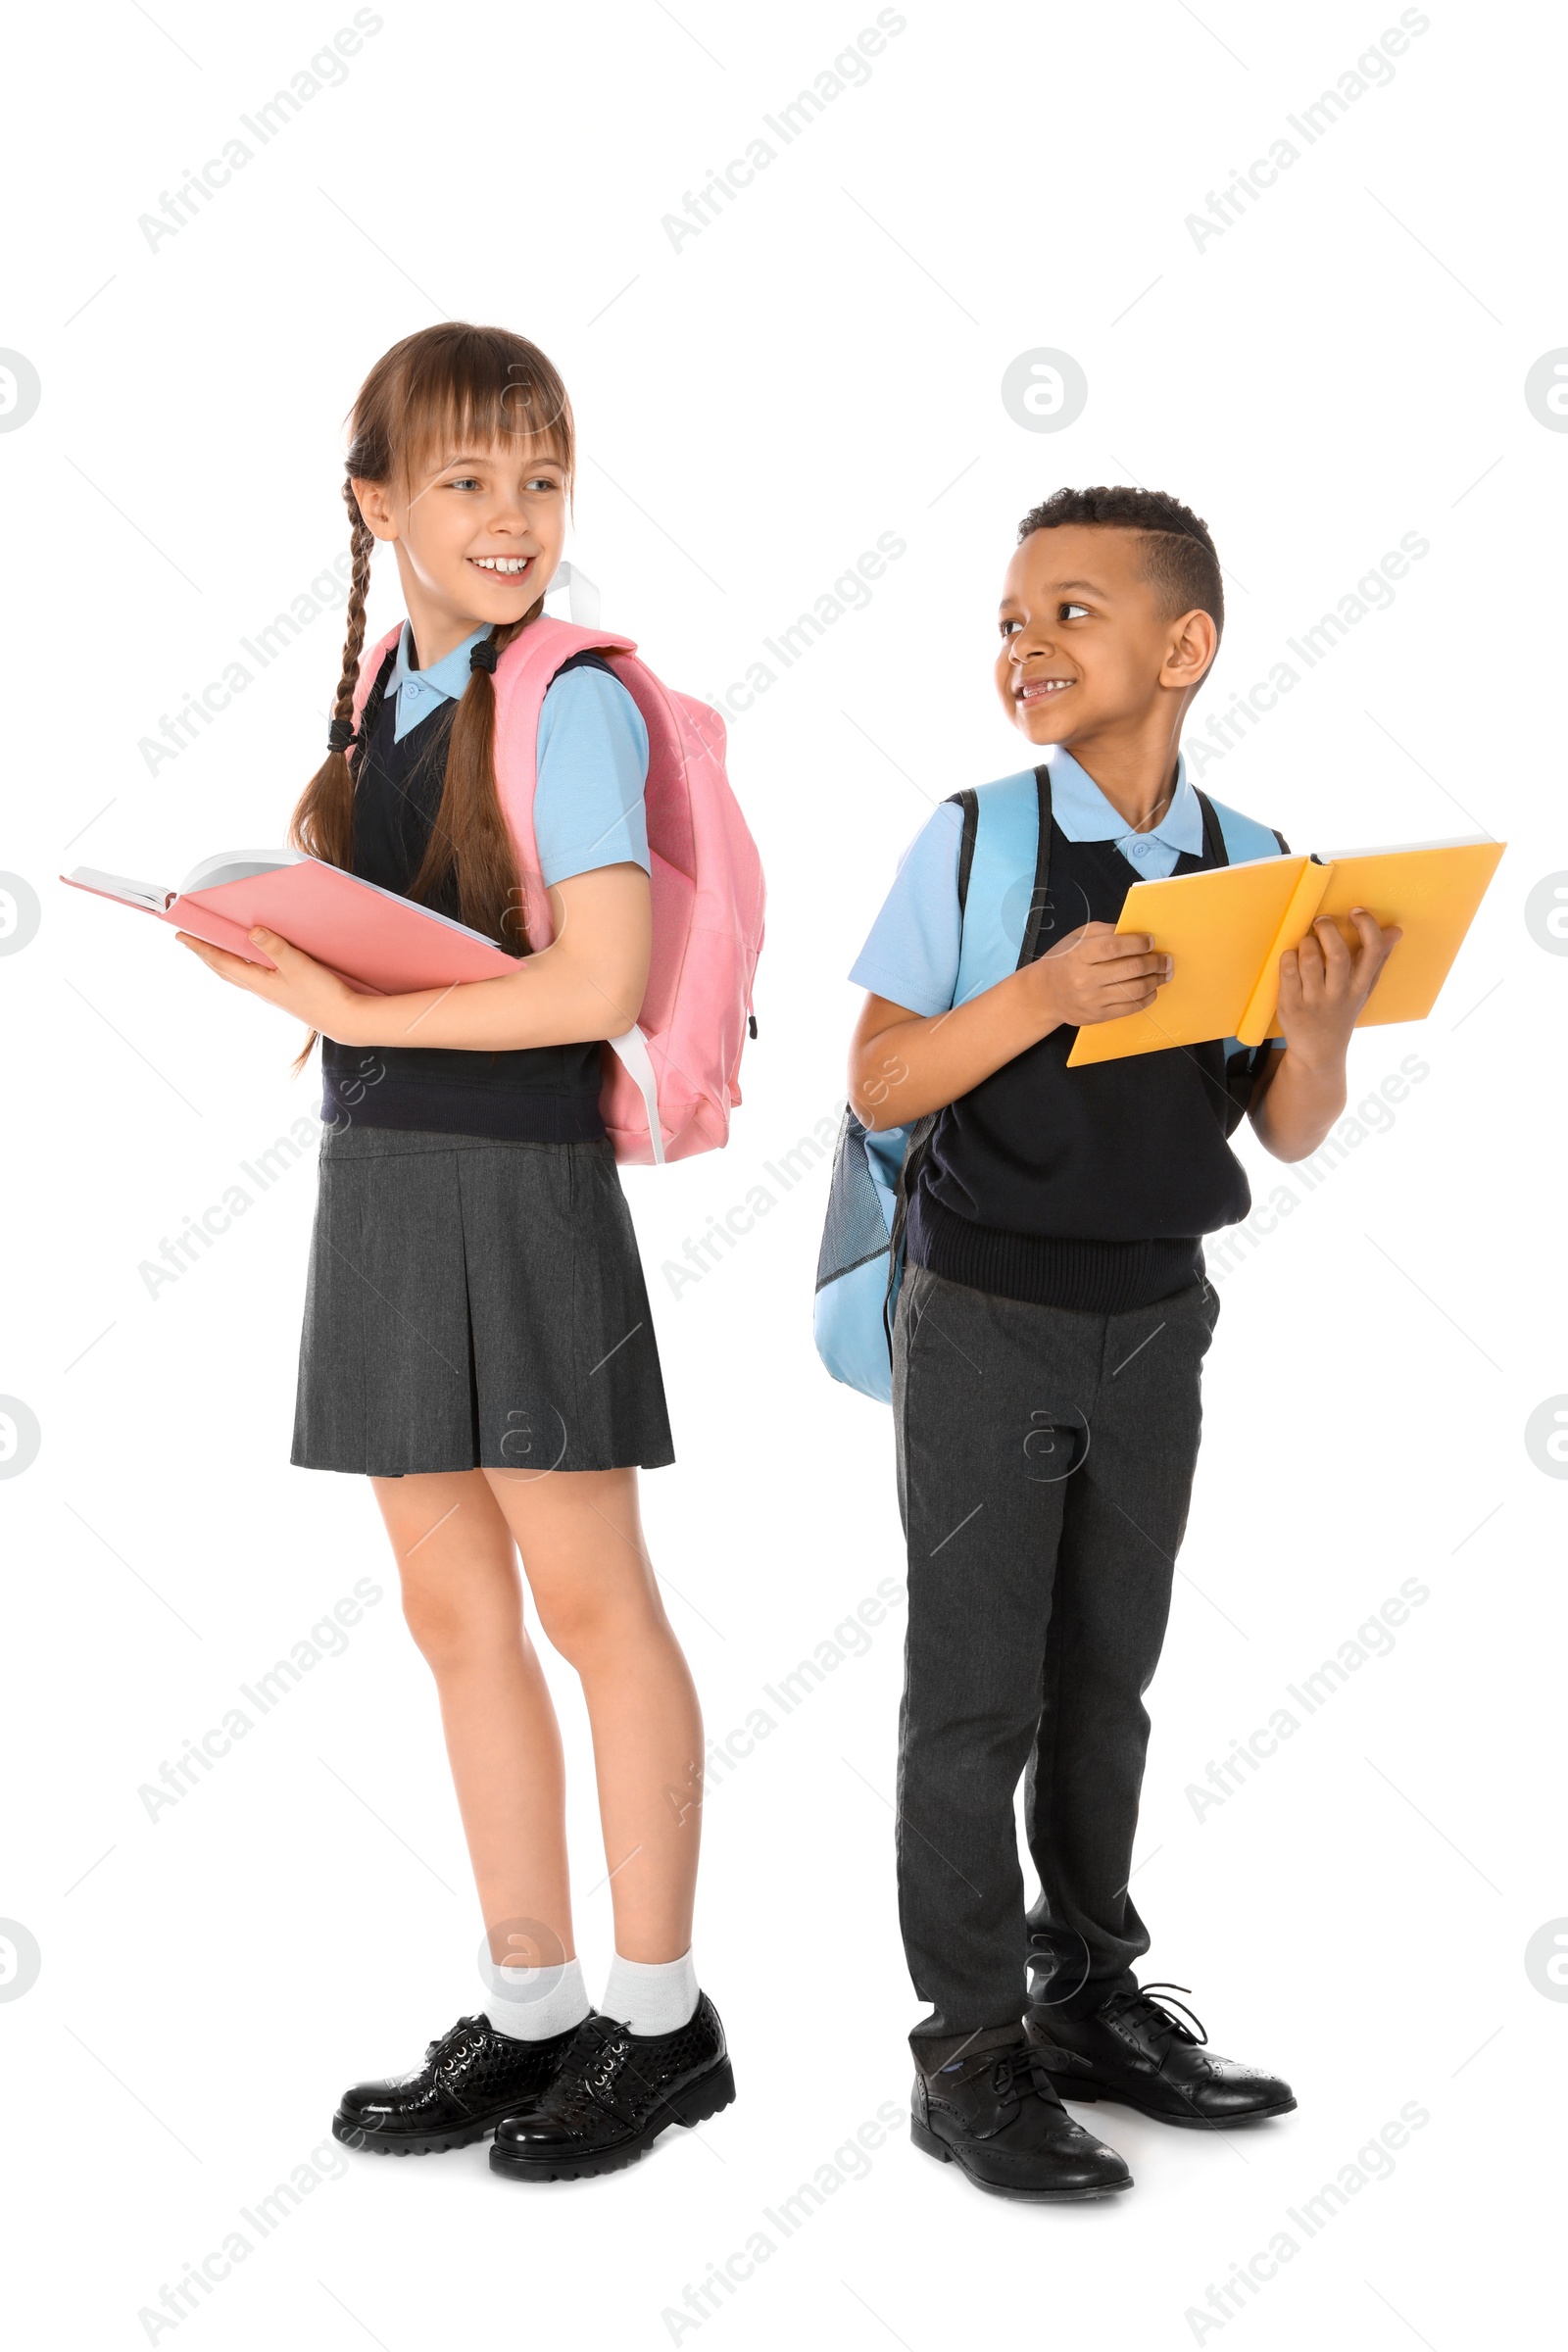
left=179, top=323, right=732, bottom=2180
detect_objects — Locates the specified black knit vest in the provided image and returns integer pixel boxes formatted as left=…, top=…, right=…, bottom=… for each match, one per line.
left=907, top=776, right=1266, bottom=1314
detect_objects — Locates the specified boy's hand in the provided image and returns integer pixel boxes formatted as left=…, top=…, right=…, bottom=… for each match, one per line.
left=1275, top=908, right=1401, bottom=1070
left=1031, top=922, right=1173, bottom=1027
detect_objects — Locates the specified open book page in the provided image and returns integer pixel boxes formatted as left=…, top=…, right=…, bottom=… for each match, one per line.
left=65, top=853, right=305, bottom=907
left=179, top=849, right=306, bottom=892
left=66, top=868, right=173, bottom=912
left=1322, top=833, right=1494, bottom=858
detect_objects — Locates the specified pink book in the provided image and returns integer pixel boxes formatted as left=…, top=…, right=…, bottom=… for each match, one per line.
left=60, top=851, right=519, bottom=995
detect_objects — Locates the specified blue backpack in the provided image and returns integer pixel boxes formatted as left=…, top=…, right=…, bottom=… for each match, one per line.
left=812, top=765, right=1284, bottom=1402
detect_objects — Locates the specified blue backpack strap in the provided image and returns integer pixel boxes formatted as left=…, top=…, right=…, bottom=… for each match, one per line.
left=814, top=769, right=1057, bottom=1403
left=877, top=768, right=1051, bottom=1362
left=1197, top=789, right=1289, bottom=867
left=954, top=785, right=979, bottom=914
left=955, top=767, right=1050, bottom=1003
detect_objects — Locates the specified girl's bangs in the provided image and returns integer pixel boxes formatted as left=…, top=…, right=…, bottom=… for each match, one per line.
left=393, top=336, right=573, bottom=488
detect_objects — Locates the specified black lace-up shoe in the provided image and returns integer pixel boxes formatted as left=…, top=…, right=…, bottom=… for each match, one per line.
left=333, top=2014, right=585, bottom=2156
left=490, top=1994, right=734, bottom=2181
left=1025, top=1982, right=1296, bottom=2129
left=911, top=2038, right=1132, bottom=2200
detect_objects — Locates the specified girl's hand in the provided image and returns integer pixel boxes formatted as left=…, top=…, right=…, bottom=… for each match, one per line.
left=176, top=926, right=363, bottom=1040
left=1275, top=908, right=1401, bottom=1072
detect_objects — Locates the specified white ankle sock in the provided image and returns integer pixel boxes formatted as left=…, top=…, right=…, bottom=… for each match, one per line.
left=484, top=1955, right=590, bottom=2042
left=601, top=1948, right=699, bottom=2037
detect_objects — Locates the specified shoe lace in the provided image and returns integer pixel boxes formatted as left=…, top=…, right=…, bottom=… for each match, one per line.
left=422, top=2015, right=487, bottom=2070
left=987, top=2043, right=1053, bottom=2104
left=543, top=2016, right=640, bottom=2128
left=1104, top=1982, right=1208, bottom=2049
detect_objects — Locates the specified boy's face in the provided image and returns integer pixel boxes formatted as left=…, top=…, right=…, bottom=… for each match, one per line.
left=994, top=524, right=1215, bottom=746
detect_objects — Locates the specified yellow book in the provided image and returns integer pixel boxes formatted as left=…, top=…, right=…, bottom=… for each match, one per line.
left=1065, top=837, right=1505, bottom=1067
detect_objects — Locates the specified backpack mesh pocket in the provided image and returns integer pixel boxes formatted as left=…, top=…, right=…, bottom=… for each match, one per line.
left=814, top=1106, right=894, bottom=1294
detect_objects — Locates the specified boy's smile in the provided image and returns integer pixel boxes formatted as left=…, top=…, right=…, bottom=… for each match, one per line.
left=996, top=523, right=1215, bottom=743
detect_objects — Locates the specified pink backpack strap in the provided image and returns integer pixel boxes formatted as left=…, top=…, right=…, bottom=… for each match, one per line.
left=489, top=617, right=637, bottom=952
left=346, top=617, right=636, bottom=903
left=350, top=623, right=402, bottom=739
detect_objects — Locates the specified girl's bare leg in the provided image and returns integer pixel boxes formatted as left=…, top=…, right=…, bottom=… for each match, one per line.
left=481, top=1464, right=703, bottom=1965
left=371, top=1468, right=574, bottom=1971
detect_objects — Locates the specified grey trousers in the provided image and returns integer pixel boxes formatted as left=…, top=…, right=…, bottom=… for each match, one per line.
left=892, top=1264, right=1219, bottom=2046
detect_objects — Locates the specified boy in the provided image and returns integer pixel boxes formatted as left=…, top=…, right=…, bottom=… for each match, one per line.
left=847, top=486, right=1398, bottom=2200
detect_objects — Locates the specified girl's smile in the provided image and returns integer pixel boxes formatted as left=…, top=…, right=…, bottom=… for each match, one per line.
left=355, top=438, right=569, bottom=668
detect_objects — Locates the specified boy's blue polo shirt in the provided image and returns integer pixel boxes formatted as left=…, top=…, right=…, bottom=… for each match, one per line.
left=851, top=746, right=1202, bottom=1015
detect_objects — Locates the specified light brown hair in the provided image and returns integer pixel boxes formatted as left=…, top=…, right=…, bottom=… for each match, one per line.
left=288, top=324, right=575, bottom=1056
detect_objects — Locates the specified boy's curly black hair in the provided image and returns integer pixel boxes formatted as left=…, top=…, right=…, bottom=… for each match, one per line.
left=1016, top=485, right=1224, bottom=644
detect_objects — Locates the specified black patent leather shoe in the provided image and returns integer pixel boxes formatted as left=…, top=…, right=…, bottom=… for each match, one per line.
left=1026, top=1982, right=1297, bottom=2129
left=490, top=1994, right=734, bottom=2181
left=333, top=2014, right=585, bottom=2156
left=911, top=2038, right=1132, bottom=2200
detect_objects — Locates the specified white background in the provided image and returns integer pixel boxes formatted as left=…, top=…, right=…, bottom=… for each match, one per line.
left=4, top=2, right=1566, bottom=2345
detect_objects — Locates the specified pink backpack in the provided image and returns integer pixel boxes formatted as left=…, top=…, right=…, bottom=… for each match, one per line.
left=351, top=615, right=765, bottom=1164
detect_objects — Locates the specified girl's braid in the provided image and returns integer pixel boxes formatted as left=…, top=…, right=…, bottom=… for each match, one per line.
left=328, top=479, right=377, bottom=754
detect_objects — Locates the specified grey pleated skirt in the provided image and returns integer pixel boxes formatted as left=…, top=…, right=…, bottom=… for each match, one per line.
left=291, top=1124, right=674, bottom=1477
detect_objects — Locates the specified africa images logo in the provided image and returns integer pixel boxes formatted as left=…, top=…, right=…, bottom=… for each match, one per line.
left=0, top=352, right=41, bottom=432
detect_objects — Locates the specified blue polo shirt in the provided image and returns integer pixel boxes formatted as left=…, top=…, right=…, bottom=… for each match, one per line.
left=851, top=745, right=1202, bottom=1015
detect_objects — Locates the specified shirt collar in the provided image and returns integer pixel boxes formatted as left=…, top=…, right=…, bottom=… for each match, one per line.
left=385, top=621, right=492, bottom=740
left=1043, top=743, right=1203, bottom=858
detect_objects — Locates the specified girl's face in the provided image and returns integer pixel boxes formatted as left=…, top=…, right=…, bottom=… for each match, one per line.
left=353, top=434, right=568, bottom=661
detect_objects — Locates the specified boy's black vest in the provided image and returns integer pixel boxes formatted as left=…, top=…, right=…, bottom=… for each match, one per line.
left=906, top=770, right=1281, bottom=1317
